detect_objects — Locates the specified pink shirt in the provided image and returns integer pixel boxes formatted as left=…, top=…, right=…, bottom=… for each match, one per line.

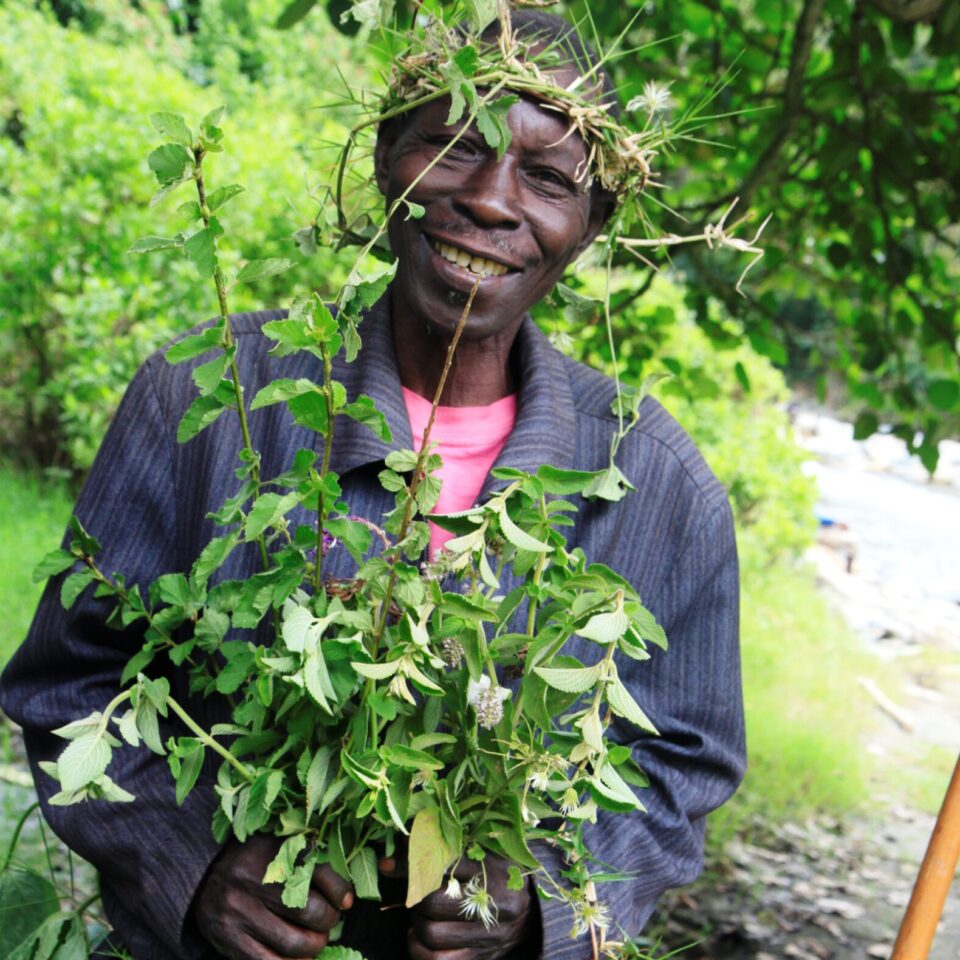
left=402, top=387, right=517, bottom=559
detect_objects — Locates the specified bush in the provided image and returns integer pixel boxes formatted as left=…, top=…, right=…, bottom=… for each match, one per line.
left=0, top=0, right=359, bottom=472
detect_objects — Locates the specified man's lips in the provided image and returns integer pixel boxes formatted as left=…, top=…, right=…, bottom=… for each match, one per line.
left=424, top=232, right=521, bottom=278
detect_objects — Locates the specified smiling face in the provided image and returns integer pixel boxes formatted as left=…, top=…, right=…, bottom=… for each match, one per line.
left=375, top=86, right=612, bottom=345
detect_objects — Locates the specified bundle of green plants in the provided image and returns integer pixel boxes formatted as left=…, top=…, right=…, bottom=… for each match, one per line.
left=31, top=2, right=769, bottom=956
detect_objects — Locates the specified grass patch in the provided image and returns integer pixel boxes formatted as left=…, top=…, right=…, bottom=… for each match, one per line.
left=0, top=465, right=73, bottom=667
left=708, top=563, right=874, bottom=846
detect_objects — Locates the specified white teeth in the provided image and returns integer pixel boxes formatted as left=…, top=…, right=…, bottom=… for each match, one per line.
left=435, top=241, right=508, bottom=277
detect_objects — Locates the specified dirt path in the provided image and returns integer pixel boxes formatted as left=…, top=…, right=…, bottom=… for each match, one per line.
left=645, top=412, right=960, bottom=960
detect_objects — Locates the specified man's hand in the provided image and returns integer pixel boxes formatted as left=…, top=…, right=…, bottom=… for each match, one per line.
left=193, top=834, right=354, bottom=960
left=380, top=852, right=536, bottom=960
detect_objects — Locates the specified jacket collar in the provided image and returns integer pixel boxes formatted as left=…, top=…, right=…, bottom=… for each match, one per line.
left=328, top=292, right=577, bottom=486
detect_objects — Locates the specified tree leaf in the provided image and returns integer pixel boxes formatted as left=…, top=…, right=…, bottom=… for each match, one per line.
left=60, top=569, right=95, bottom=609
left=206, top=183, right=245, bottom=211
left=351, top=660, right=400, bottom=680
left=348, top=846, right=380, bottom=900
left=250, top=378, right=319, bottom=410
left=166, top=326, right=223, bottom=364
left=177, top=381, right=234, bottom=443
left=129, top=235, right=183, bottom=254
left=606, top=678, right=658, bottom=734
left=183, top=225, right=218, bottom=278
left=534, top=663, right=603, bottom=694
left=536, top=465, right=596, bottom=495
left=57, top=732, right=111, bottom=792
left=498, top=506, right=551, bottom=553
left=275, top=0, right=317, bottom=29
left=0, top=868, right=59, bottom=960
left=173, top=740, right=205, bottom=805
left=578, top=609, right=630, bottom=644
left=150, top=112, right=193, bottom=147
left=192, top=352, right=230, bottom=396
left=405, top=806, right=454, bottom=907
left=305, top=746, right=332, bottom=821
left=380, top=744, right=444, bottom=771
left=191, top=532, right=241, bottom=583
left=245, top=491, right=300, bottom=540
left=340, top=395, right=391, bottom=443
left=234, top=258, right=296, bottom=285
left=148, top=143, right=192, bottom=186
left=32, top=548, right=77, bottom=583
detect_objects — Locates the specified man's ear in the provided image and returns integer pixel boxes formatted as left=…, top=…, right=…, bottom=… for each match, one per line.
left=574, top=188, right=618, bottom=258
left=374, top=121, right=399, bottom=196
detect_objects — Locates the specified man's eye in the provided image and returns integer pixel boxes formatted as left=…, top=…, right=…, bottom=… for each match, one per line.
left=528, top=167, right=574, bottom=193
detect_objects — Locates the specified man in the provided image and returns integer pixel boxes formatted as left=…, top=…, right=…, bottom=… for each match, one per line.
left=0, top=10, right=745, bottom=960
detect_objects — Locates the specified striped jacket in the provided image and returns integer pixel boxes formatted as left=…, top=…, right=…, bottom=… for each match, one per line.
left=0, top=296, right=745, bottom=959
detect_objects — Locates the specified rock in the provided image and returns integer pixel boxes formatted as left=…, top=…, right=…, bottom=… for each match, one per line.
left=816, top=898, right=866, bottom=920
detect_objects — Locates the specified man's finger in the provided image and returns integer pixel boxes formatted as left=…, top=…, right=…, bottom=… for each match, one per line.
left=310, top=862, right=355, bottom=910
left=407, top=927, right=475, bottom=960
left=241, top=901, right=330, bottom=959
left=411, top=916, right=496, bottom=951
left=267, top=888, right=342, bottom=932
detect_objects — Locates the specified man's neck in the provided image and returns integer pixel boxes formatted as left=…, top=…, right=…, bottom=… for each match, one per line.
left=391, top=313, right=522, bottom=407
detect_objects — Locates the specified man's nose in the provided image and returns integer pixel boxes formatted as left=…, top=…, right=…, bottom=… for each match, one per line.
left=452, top=158, right=522, bottom=229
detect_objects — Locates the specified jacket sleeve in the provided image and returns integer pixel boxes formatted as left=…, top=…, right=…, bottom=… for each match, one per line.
left=535, top=497, right=746, bottom=957
left=0, top=358, right=224, bottom=960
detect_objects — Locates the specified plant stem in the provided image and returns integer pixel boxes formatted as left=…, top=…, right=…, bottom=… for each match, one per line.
left=74, top=891, right=101, bottom=916
left=524, top=496, right=551, bottom=636
left=166, top=695, right=255, bottom=782
left=194, top=150, right=269, bottom=570
left=0, top=801, right=40, bottom=872
left=373, top=277, right=482, bottom=647
left=314, top=336, right=336, bottom=593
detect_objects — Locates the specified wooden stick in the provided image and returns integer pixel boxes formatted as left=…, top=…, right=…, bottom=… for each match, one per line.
left=891, top=755, right=960, bottom=960
left=858, top=676, right=914, bottom=732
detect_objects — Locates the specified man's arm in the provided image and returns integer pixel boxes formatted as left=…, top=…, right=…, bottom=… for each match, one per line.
left=1, top=359, right=230, bottom=960
left=536, top=498, right=745, bottom=956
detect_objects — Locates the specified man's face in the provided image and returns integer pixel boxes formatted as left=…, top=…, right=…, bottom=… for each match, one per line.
left=375, top=83, right=610, bottom=341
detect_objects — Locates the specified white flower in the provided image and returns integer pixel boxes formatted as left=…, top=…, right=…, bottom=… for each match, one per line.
left=459, top=874, right=498, bottom=929
left=444, top=876, right=462, bottom=899
left=527, top=765, right=551, bottom=791
left=466, top=675, right=491, bottom=706
left=559, top=787, right=579, bottom=816
left=467, top=675, right=511, bottom=729
left=626, top=80, right=672, bottom=118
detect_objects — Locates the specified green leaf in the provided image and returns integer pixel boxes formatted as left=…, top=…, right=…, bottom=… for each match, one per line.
left=166, top=326, right=223, bottom=364
left=606, top=678, right=658, bottom=734
left=319, top=948, right=365, bottom=960
left=583, top=464, right=635, bottom=502
left=129, top=235, right=184, bottom=254
left=192, top=352, right=230, bottom=396
left=250, top=378, right=319, bottom=410
left=928, top=379, right=959, bottom=411
left=57, top=732, right=111, bottom=792
left=475, top=95, right=518, bottom=158
left=183, top=225, right=219, bottom=278
left=235, top=258, right=297, bottom=285
left=348, top=846, right=380, bottom=900
left=33, top=548, right=77, bottom=583
left=276, top=0, right=317, bottom=28
left=121, top=646, right=157, bottom=687
left=264, top=834, right=308, bottom=885
left=439, top=592, right=498, bottom=622
left=245, top=491, right=300, bottom=540
left=151, top=112, right=193, bottom=146
left=305, top=746, right=332, bottom=821
left=288, top=392, right=330, bottom=433
left=498, top=506, right=551, bottom=553
left=381, top=744, right=444, bottom=771
left=207, top=183, right=245, bottom=212
left=173, top=739, right=205, bottom=804
left=578, top=609, right=629, bottom=644
left=534, top=663, right=603, bottom=693
left=177, top=381, right=235, bottom=443
left=304, top=646, right=336, bottom=712
left=134, top=699, right=165, bottom=754
left=192, top=532, right=241, bottom=583
left=0, top=869, right=59, bottom=960
left=406, top=806, right=454, bottom=907
left=853, top=412, right=879, bottom=441
left=351, top=660, right=401, bottom=680
left=60, top=569, right=95, bottom=609
left=324, top=517, right=372, bottom=563
left=148, top=142, right=192, bottom=186
left=341, top=395, right=391, bottom=443
left=536, top=465, right=596, bottom=495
